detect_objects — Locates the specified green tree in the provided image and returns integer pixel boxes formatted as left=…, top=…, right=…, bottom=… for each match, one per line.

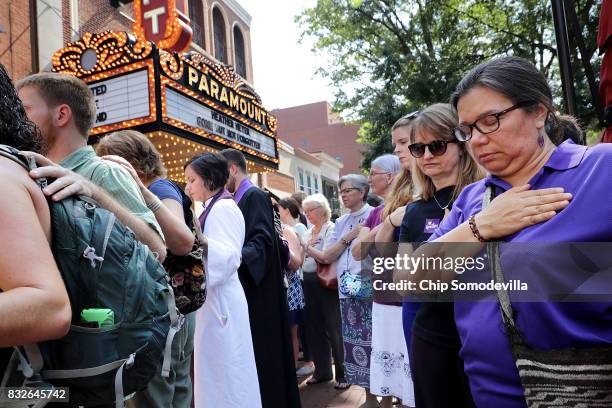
left=297, top=0, right=602, bottom=169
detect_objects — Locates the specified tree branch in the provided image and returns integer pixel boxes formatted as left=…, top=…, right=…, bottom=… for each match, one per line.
left=445, top=3, right=557, bottom=54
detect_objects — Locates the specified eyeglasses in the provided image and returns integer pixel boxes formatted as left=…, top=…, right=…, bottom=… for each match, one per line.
left=340, top=187, right=360, bottom=195
left=304, top=206, right=321, bottom=215
left=452, top=101, right=535, bottom=142
left=408, top=140, right=459, bottom=158
left=368, top=171, right=390, bottom=178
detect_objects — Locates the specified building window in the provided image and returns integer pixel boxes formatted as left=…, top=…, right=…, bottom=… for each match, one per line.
left=233, top=25, right=247, bottom=79
left=189, top=0, right=205, bottom=48
left=212, top=7, right=227, bottom=63
left=314, top=177, right=319, bottom=193
left=298, top=170, right=305, bottom=192
left=306, top=173, right=312, bottom=195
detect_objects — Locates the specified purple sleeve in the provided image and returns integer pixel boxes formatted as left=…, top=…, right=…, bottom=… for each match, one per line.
left=364, top=206, right=383, bottom=229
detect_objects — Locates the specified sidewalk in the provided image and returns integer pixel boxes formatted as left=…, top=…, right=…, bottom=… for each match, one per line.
left=298, top=375, right=366, bottom=408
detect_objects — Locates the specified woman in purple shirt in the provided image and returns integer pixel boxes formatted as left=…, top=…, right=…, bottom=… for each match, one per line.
left=415, top=56, right=612, bottom=407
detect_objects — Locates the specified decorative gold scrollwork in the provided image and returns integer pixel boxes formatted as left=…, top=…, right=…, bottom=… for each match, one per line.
left=266, top=114, right=278, bottom=133
left=159, top=50, right=184, bottom=80
left=52, top=32, right=153, bottom=77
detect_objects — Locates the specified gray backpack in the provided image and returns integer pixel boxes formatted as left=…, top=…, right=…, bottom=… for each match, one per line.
left=0, top=145, right=183, bottom=407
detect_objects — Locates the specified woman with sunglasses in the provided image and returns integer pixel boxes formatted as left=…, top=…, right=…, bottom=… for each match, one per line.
left=405, top=56, right=612, bottom=407
left=381, top=103, right=484, bottom=408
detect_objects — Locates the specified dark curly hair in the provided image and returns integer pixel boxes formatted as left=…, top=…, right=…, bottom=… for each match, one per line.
left=0, top=63, right=45, bottom=153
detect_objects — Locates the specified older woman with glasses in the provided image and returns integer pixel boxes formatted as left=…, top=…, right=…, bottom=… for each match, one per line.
left=403, top=56, right=612, bottom=407
left=306, top=175, right=373, bottom=396
left=300, top=193, right=346, bottom=387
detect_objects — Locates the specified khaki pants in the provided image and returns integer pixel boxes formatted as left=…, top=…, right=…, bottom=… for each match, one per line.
left=128, top=312, right=196, bottom=408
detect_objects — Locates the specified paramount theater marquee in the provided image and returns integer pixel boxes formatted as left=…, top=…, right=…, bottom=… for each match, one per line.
left=51, top=31, right=279, bottom=182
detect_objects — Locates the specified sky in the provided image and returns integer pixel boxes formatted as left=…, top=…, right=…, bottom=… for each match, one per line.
left=238, top=0, right=335, bottom=111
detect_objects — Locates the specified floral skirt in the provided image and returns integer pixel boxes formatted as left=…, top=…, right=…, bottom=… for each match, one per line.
left=370, top=303, right=415, bottom=405
left=340, top=297, right=372, bottom=388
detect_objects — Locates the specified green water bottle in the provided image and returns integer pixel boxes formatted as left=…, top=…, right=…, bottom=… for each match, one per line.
left=81, top=308, right=114, bottom=327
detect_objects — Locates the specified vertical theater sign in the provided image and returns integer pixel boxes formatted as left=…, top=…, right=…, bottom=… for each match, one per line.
left=133, top=0, right=192, bottom=53
left=51, top=1, right=278, bottom=182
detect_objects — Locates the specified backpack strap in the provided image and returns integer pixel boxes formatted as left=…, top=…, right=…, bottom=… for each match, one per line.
left=20, top=344, right=44, bottom=377
left=0, top=144, right=47, bottom=189
left=482, top=186, right=519, bottom=330
left=0, top=145, right=31, bottom=172
left=160, top=285, right=184, bottom=378
left=39, top=353, right=135, bottom=408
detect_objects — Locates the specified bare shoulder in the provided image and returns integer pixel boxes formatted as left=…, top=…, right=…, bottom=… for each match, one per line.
left=0, top=156, right=50, bottom=237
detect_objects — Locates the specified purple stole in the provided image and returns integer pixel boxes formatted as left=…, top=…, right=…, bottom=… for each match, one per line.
left=198, top=189, right=234, bottom=230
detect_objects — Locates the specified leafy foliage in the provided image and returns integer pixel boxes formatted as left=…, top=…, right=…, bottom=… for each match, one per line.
left=297, top=0, right=602, bottom=169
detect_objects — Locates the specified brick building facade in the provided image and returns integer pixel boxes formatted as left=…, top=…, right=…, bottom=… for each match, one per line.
left=0, top=0, right=254, bottom=84
left=0, top=1, right=36, bottom=80
left=272, top=101, right=364, bottom=175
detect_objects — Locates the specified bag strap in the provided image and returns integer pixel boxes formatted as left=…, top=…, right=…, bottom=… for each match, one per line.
left=0, top=145, right=47, bottom=189
left=0, top=145, right=29, bottom=170
left=160, top=286, right=184, bottom=377
left=193, top=207, right=205, bottom=247
left=482, top=186, right=521, bottom=333
left=321, top=222, right=332, bottom=243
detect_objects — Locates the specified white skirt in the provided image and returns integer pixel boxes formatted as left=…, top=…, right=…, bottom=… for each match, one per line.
left=369, top=303, right=415, bottom=406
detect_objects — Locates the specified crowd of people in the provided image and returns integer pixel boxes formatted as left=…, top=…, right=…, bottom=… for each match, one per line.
left=1, top=53, right=612, bottom=408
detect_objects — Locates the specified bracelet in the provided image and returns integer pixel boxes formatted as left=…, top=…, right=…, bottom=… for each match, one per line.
left=341, top=238, right=351, bottom=247
left=147, top=196, right=163, bottom=213
left=468, top=215, right=486, bottom=242
left=387, top=215, right=398, bottom=228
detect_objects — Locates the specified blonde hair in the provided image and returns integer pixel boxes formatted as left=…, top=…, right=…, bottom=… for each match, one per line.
left=382, top=169, right=414, bottom=220
left=410, top=103, right=485, bottom=201
left=382, top=118, right=416, bottom=220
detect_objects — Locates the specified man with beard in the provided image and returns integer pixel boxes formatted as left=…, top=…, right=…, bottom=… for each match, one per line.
left=16, top=72, right=166, bottom=261
left=220, top=148, right=301, bottom=408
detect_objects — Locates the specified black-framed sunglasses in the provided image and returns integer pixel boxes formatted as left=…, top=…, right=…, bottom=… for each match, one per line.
left=452, top=101, right=535, bottom=142
left=408, top=140, right=459, bottom=158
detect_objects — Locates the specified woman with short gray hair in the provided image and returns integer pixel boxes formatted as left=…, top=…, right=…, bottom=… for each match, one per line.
left=306, top=175, right=373, bottom=393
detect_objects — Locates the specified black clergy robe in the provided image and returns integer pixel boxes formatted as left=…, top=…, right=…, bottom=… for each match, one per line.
left=237, top=186, right=301, bottom=408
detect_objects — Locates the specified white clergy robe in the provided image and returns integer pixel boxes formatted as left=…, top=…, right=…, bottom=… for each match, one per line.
left=193, top=198, right=261, bottom=408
